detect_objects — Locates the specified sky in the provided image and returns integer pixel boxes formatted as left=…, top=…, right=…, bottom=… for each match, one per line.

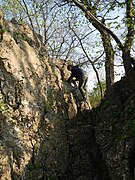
left=1, top=0, right=135, bottom=92
left=79, top=3, right=135, bottom=91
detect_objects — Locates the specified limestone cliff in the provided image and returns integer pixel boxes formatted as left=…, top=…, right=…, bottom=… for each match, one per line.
left=0, top=11, right=135, bottom=180
left=0, top=13, right=90, bottom=180
left=94, top=79, right=135, bottom=180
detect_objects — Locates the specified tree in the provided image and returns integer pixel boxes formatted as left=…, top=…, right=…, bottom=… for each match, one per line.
left=1, top=0, right=80, bottom=60
left=68, top=20, right=104, bottom=98
left=59, top=0, right=115, bottom=91
left=89, top=80, right=106, bottom=108
left=60, top=0, right=135, bottom=93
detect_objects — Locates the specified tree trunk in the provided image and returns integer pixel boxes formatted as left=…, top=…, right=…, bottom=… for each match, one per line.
left=98, top=27, right=114, bottom=91
left=65, top=0, right=135, bottom=93
left=122, top=0, right=135, bottom=92
left=68, top=0, right=115, bottom=91
left=122, top=50, right=135, bottom=92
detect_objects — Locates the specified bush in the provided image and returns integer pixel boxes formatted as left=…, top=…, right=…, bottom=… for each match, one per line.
left=88, top=81, right=106, bottom=108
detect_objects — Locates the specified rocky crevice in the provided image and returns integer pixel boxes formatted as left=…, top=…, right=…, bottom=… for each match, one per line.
left=0, top=11, right=135, bottom=180
left=62, top=115, right=111, bottom=180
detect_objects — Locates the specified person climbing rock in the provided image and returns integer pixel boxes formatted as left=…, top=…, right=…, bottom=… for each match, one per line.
left=67, top=64, right=88, bottom=101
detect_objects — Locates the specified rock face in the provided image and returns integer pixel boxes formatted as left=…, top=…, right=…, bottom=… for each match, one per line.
left=0, top=13, right=90, bottom=180
left=94, top=79, right=135, bottom=180
left=0, top=12, right=135, bottom=180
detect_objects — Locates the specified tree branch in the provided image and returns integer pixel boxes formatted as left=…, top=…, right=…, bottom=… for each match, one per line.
left=68, top=0, right=124, bottom=51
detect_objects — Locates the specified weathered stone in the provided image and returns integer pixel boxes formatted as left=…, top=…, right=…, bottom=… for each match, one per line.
left=0, top=11, right=135, bottom=180
left=0, top=14, right=80, bottom=179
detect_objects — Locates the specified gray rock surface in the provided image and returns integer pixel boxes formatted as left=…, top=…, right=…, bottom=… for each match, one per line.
left=0, top=11, right=135, bottom=180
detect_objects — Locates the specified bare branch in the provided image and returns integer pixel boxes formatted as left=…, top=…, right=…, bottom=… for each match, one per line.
left=68, top=19, right=104, bottom=98
left=66, top=0, right=124, bottom=50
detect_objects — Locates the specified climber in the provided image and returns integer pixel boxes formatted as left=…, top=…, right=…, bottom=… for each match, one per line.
left=67, top=64, right=88, bottom=101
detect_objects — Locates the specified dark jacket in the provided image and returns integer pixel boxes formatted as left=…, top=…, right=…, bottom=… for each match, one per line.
left=68, top=66, right=87, bottom=82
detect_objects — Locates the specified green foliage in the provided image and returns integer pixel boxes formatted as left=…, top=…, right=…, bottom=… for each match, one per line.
left=49, top=176, right=57, bottom=180
left=44, top=101, right=53, bottom=113
left=89, top=81, right=106, bottom=108
left=1, top=0, right=134, bottom=91
left=101, top=100, right=110, bottom=110
left=117, top=2, right=125, bottom=8
left=27, top=162, right=35, bottom=171
left=0, top=28, right=4, bottom=34
left=118, top=105, right=135, bottom=140
left=27, top=162, right=41, bottom=171
left=1, top=0, right=23, bottom=20
left=51, top=72, right=57, bottom=78
left=20, top=33, right=29, bottom=41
